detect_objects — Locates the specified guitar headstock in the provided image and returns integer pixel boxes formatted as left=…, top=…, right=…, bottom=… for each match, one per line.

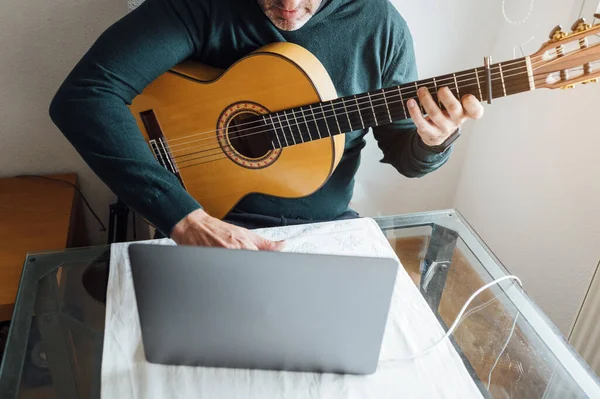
left=531, top=15, right=600, bottom=90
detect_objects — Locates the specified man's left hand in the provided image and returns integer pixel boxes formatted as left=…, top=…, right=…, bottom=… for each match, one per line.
left=407, top=86, right=484, bottom=147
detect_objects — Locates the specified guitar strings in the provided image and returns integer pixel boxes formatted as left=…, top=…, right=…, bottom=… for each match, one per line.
left=168, top=56, right=598, bottom=157
left=170, top=73, right=554, bottom=168
left=171, top=72, right=550, bottom=166
left=162, top=49, right=561, bottom=147
left=170, top=79, right=529, bottom=161
left=167, top=69, right=541, bottom=159
left=154, top=59, right=598, bottom=168
left=162, top=45, right=595, bottom=147
left=172, top=62, right=584, bottom=168
left=164, top=58, right=534, bottom=147
left=165, top=64, right=532, bottom=155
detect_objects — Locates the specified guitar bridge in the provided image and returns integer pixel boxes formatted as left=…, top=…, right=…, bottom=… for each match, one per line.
left=140, top=110, right=185, bottom=188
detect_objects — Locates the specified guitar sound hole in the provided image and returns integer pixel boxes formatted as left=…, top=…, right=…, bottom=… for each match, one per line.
left=228, top=113, right=271, bottom=159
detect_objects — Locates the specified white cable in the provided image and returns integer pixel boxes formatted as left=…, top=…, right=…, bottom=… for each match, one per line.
left=392, top=275, right=523, bottom=361
left=502, top=0, right=535, bottom=25
left=488, top=311, right=520, bottom=389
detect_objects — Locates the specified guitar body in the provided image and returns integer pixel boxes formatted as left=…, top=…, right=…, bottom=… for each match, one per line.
left=129, top=42, right=345, bottom=219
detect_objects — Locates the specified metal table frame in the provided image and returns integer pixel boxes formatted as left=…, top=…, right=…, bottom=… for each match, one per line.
left=1, top=209, right=599, bottom=398
left=375, top=210, right=600, bottom=397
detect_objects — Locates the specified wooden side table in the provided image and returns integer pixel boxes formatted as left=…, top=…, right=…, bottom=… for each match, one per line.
left=0, top=173, right=82, bottom=321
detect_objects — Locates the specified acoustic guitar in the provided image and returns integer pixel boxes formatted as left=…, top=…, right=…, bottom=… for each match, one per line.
left=129, top=17, right=600, bottom=219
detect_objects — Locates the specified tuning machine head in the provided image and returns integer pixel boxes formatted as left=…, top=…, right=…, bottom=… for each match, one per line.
left=571, top=17, right=592, bottom=32
left=549, top=25, right=568, bottom=42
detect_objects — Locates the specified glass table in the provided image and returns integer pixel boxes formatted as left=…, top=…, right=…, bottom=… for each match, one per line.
left=1, top=209, right=598, bottom=398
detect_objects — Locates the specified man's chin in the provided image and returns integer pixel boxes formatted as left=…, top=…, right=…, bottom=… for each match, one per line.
left=269, top=15, right=311, bottom=31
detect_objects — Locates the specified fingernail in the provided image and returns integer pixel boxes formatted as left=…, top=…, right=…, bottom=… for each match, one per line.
left=408, top=99, right=416, bottom=108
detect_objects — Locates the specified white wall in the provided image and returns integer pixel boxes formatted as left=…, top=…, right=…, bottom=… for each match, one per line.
left=352, top=0, right=503, bottom=216
left=0, top=0, right=127, bottom=245
left=454, top=0, right=600, bottom=335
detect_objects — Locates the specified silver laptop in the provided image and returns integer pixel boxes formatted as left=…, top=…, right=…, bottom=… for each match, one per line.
left=128, top=243, right=398, bottom=375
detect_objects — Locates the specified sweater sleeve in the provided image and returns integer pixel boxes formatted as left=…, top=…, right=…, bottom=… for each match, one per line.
left=371, top=11, right=452, bottom=178
left=49, top=0, right=209, bottom=237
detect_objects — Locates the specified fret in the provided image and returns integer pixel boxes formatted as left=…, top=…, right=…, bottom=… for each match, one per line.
left=329, top=101, right=342, bottom=134
left=266, top=57, right=535, bottom=146
left=292, top=109, right=308, bottom=142
left=344, top=95, right=362, bottom=130
left=298, top=107, right=310, bottom=138
left=397, top=86, right=407, bottom=119
left=381, top=90, right=392, bottom=123
left=320, top=104, right=332, bottom=137
left=333, top=99, right=351, bottom=132
left=283, top=111, right=299, bottom=144
left=309, top=105, right=322, bottom=139
left=381, top=88, right=403, bottom=122
left=474, top=69, right=483, bottom=101
left=367, top=92, right=378, bottom=125
left=341, top=97, right=354, bottom=131
left=264, top=115, right=282, bottom=148
left=273, top=114, right=289, bottom=147
left=292, top=110, right=304, bottom=143
left=453, top=73, right=460, bottom=98
left=504, top=59, right=530, bottom=96
left=498, top=63, right=507, bottom=97
left=283, top=111, right=302, bottom=144
left=432, top=77, right=441, bottom=107
left=414, top=81, right=425, bottom=113
left=354, top=95, right=365, bottom=129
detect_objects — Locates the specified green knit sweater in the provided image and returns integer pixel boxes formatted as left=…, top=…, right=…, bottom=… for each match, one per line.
left=49, top=0, right=451, bottom=236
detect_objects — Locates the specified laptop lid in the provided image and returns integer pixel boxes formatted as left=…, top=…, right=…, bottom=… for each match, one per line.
left=128, top=243, right=398, bottom=375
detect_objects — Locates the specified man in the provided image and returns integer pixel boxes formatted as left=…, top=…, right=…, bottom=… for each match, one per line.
left=49, top=0, right=483, bottom=250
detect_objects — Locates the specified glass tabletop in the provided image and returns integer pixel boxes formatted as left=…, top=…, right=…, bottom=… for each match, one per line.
left=0, top=209, right=598, bottom=398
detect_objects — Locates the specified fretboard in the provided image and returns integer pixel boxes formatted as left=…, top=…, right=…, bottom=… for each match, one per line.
left=263, top=57, right=533, bottom=148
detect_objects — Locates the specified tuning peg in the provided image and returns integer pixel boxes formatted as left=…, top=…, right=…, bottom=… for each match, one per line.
left=571, top=18, right=590, bottom=32
left=595, top=13, right=600, bottom=21
left=549, top=25, right=567, bottom=41
left=571, top=18, right=591, bottom=32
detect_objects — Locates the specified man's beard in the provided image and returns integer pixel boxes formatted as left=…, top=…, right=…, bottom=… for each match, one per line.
left=257, top=1, right=319, bottom=31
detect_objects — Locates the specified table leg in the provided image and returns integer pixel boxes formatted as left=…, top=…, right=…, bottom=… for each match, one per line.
left=419, top=224, right=493, bottom=397
left=419, top=224, right=459, bottom=312
left=34, top=271, right=79, bottom=399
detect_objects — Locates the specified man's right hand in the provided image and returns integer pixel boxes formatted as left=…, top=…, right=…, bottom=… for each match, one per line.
left=170, top=209, right=285, bottom=251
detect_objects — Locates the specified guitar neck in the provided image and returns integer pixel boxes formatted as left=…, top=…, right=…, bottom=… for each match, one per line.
left=265, top=56, right=534, bottom=148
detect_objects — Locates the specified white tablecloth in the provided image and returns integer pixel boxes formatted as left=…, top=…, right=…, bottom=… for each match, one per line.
left=101, top=217, right=483, bottom=398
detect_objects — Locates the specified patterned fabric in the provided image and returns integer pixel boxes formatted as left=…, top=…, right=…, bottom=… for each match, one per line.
left=101, top=217, right=482, bottom=398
